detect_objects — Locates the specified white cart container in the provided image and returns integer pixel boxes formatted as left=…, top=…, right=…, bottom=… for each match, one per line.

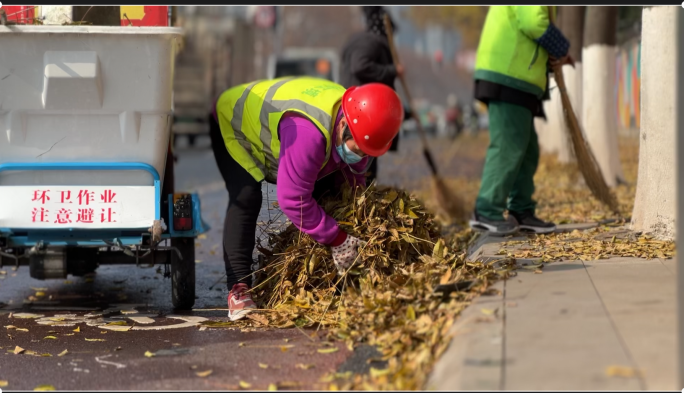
left=0, top=25, right=181, bottom=187
left=0, top=25, right=207, bottom=310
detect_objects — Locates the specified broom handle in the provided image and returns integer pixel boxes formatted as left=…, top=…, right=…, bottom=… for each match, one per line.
left=383, top=14, right=440, bottom=176
left=546, top=7, right=619, bottom=213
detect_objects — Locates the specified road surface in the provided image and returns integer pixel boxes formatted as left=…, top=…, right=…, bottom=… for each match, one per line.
left=0, top=134, right=485, bottom=390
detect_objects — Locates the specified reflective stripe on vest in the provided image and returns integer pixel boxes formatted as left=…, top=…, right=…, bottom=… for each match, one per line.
left=216, top=77, right=345, bottom=183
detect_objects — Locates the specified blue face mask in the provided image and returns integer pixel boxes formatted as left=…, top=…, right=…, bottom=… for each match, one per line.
left=336, top=142, right=363, bottom=165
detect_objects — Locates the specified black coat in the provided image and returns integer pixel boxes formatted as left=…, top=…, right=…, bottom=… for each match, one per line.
left=340, top=31, right=401, bottom=152
left=339, top=31, right=397, bottom=91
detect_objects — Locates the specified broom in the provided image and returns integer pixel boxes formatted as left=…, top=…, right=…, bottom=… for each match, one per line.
left=548, top=8, right=620, bottom=214
left=383, top=15, right=467, bottom=222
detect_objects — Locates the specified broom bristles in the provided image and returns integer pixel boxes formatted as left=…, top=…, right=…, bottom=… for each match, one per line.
left=432, top=176, right=468, bottom=223
left=553, top=66, right=620, bottom=215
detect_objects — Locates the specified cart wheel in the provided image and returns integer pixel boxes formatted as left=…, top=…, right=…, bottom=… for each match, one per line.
left=171, top=237, right=196, bottom=310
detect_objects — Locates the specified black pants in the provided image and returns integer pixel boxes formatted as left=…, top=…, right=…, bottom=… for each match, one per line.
left=209, top=115, right=338, bottom=289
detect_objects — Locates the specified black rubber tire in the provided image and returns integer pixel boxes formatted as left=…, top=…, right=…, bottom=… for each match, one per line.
left=171, top=237, right=196, bottom=310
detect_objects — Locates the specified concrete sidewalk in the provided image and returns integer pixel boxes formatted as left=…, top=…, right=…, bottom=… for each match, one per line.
left=428, top=224, right=677, bottom=391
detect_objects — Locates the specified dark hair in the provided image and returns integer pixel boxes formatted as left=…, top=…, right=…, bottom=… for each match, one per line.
left=361, top=6, right=397, bottom=36
left=342, top=123, right=354, bottom=142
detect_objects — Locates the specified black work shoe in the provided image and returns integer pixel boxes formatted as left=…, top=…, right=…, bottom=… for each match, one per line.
left=469, top=211, right=519, bottom=236
left=508, top=210, right=556, bottom=234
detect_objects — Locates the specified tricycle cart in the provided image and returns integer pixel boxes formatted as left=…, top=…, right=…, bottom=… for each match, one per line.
left=0, top=25, right=208, bottom=310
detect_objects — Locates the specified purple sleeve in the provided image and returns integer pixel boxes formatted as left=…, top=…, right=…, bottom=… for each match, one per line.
left=277, top=113, right=342, bottom=245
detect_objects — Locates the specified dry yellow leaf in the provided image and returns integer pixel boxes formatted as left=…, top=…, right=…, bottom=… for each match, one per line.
left=44, top=336, right=57, bottom=340
left=267, top=383, right=278, bottom=391
left=481, top=308, right=496, bottom=316
left=58, top=350, right=68, bottom=357
left=238, top=381, right=252, bottom=389
left=144, top=351, right=155, bottom=358
left=33, top=385, right=55, bottom=391
left=258, top=363, right=269, bottom=369
left=370, top=367, right=391, bottom=378
left=296, top=363, right=315, bottom=370
left=406, top=305, right=416, bottom=321
left=0, top=380, right=7, bottom=387
left=85, top=338, right=105, bottom=342
left=605, top=365, right=642, bottom=378
left=73, top=326, right=80, bottom=333
left=195, top=370, right=212, bottom=378
left=14, top=346, right=25, bottom=355
left=317, top=347, right=339, bottom=354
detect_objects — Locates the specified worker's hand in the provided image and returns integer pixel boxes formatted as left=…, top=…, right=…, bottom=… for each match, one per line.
left=395, top=64, right=405, bottom=77
left=549, top=54, right=575, bottom=69
left=331, top=234, right=366, bottom=275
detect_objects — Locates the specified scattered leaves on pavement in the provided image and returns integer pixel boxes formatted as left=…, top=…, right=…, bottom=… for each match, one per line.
left=14, top=346, right=24, bottom=355
left=0, top=380, right=7, bottom=387
left=296, top=363, right=315, bottom=370
left=144, top=351, right=155, bottom=358
left=44, top=336, right=57, bottom=340
left=33, top=385, right=55, bottom=391
left=605, top=365, right=643, bottom=378
left=238, top=381, right=252, bottom=389
left=85, top=338, right=105, bottom=342
left=58, top=350, right=68, bottom=357
left=195, top=370, right=213, bottom=378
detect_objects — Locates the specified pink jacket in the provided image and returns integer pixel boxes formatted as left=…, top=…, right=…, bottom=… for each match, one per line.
left=277, top=108, right=369, bottom=245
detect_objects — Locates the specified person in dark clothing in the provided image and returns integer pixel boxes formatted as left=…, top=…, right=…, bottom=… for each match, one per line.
left=339, top=6, right=404, bottom=185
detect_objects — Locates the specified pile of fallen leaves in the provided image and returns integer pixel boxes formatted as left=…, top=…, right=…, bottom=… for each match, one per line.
left=250, top=185, right=514, bottom=389
left=499, top=226, right=675, bottom=263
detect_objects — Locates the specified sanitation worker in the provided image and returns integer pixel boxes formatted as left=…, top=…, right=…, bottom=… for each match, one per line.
left=469, top=6, right=574, bottom=236
left=339, top=6, right=404, bottom=185
left=209, top=77, right=403, bottom=321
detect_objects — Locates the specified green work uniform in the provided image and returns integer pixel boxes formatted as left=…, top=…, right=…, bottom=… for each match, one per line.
left=473, top=6, right=568, bottom=221
left=475, top=102, right=539, bottom=220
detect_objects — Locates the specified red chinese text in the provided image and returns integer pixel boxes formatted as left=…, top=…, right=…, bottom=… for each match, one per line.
left=32, top=207, right=49, bottom=223
left=32, top=190, right=50, bottom=205
left=78, top=190, right=95, bottom=206
left=101, top=190, right=117, bottom=204
left=54, top=208, right=73, bottom=224
left=77, top=208, right=94, bottom=223
left=60, top=190, right=72, bottom=204
left=101, top=207, right=117, bottom=223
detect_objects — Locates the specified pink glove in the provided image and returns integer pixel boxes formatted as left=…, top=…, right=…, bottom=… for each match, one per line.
left=331, top=234, right=365, bottom=275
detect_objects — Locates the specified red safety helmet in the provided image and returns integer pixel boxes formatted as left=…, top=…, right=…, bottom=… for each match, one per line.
left=342, top=83, right=404, bottom=157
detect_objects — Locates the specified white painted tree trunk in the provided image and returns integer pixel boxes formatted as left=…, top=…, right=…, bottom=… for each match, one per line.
left=582, top=44, right=625, bottom=187
left=537, top=64, right=579, bottom=164
left=631, top=6, right=676, bottom=240
left=41, top=6, right=73, bottom=25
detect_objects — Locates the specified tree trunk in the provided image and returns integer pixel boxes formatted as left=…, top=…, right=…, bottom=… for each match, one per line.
left=539, top=7, right=585, bottom=165
left=631, top=6, right=676, bottom=240
left=582, top=6, right=625, bottom=187
left=72, top=6, right=121, bottom=26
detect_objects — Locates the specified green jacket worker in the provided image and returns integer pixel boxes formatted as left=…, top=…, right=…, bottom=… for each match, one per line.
left=469, top=6, right=575, bottom=236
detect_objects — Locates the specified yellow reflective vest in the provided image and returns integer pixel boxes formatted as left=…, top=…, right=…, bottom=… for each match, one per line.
left=215, top=77, right=346, bottom=183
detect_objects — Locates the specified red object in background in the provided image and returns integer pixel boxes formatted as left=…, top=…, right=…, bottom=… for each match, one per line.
left=120, top=6, right=168, bottom=27
left=2, top=6, right=37, bottom=24
left=434, top=49, right=444, bottom=64
left=0, top=6, right=168, bottom=26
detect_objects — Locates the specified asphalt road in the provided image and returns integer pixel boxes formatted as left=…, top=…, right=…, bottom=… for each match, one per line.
left=0, top=133, right=484, bottom=390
